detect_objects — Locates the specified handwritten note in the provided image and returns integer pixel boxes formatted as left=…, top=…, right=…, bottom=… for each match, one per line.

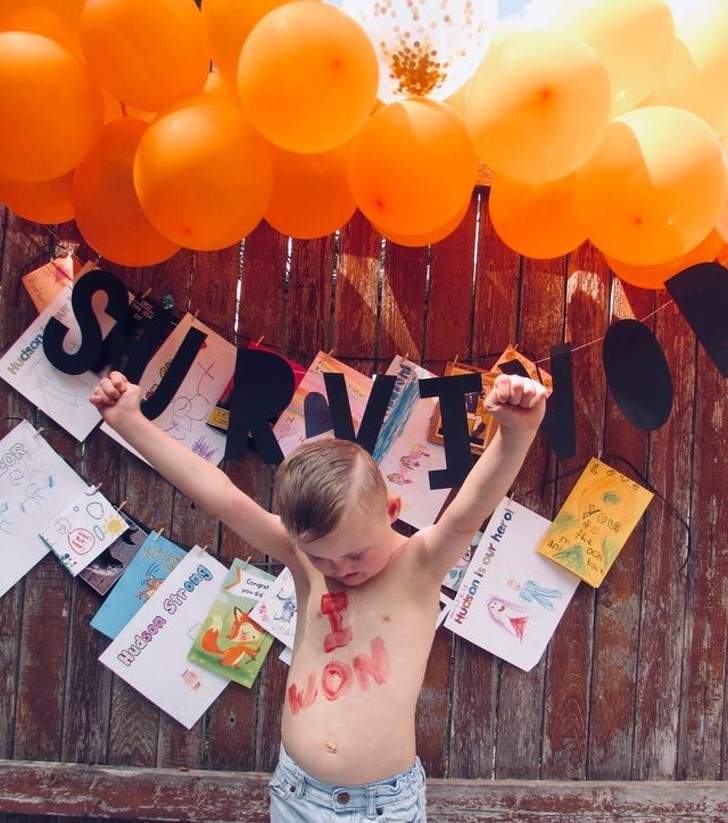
left=536, top=457, right=654, bottom=587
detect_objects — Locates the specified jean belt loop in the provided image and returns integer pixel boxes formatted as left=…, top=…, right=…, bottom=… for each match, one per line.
left=366, top=785, right=378, bottom=818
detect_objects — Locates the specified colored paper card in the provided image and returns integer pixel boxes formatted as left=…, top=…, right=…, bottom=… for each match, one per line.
left=78, top=512, right=149, bottom=596
left=21, top=254, right=79, bottom=312
left=99, top=546, right=229, bottom=729
left=375, top=356, right=451, bottom=529
left=272, top=351, right=373, bottom=457
left=0, top=289, right=108, bottom=440
left=445, top=498, right=580, bottom=672
left=536, top=457, right=654, bottom=587
left=90, top=531, right=188, bottom=639
left=249, top=566, right=297, bottom=649
left=39, top=487, right=128, bottom=576
left=0, top=421, right=91, bottom=599
left=101, top=313, right=235, bottom=466
left=188, top=558, right=275, bottom=688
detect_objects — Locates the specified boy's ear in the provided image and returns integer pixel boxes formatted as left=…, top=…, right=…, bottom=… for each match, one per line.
left=387, top=495, right=402, bottom=523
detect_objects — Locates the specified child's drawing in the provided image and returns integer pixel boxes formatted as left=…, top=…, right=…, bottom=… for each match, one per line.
left=486, top=596, right=530, bottom=641
left=39, top=486, right=128, bottom=576
left=0, top=421, right=91, bottom=598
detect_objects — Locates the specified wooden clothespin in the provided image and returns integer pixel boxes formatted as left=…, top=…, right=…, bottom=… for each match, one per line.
left=155, top=528, right=164, bottom=541
left=33, top=426, right=45, bottom=437
left=256, top=335, right=265, bottom=346
left=140, top=287, right=152, bottom=299
left=114, top=499, right=127, bottom=514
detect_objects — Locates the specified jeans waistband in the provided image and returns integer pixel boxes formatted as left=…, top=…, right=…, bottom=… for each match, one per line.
left=276, top=743, right=424, bottom=816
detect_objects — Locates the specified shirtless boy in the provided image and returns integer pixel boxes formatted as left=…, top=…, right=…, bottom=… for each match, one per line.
left=91, top=370, right=547, bottom=821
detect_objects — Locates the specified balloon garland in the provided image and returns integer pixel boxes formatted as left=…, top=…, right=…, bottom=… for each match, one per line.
left=0, top=0, right=726, bottom=291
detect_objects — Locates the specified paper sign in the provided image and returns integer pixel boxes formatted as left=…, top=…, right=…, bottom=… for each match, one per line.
left=39, top=487, right=128, bottom=576
left=0, top=289, right=108, bottom=441
left=536, top=457, right=653, bottom=587
left=187, top=558, right=275, bottom=688
left=90, top=530, right=188, bottom=639
left=0, top=421, right=91, bottom=598
left=446, top=498, right=580, bottom=672
left=375, top=356, right=451, bottom=529
left=99, top=546, right=230, bottom=729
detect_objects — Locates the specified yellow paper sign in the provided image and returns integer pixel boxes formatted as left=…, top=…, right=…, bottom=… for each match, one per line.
left=537, top=457, right=653, bottom=587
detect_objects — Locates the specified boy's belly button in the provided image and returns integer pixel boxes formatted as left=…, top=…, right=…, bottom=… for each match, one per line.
left=326, top=740, right=338, bottom=753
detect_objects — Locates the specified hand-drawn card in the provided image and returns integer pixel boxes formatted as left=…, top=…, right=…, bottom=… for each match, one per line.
left=272, top=351, right=373, bottom=457
left=445, top=498, right=581, bottom=672
left=0, top=289, right=108, bottom=441
left=78, top=513, right=149, bottom=596
left=90, top=531, right=188, bottom=639
left=188, top=558, right=275, bottom=688
left=249, top=566, right=297, bottom=649
left=39, top=487, right=128, bottom=576
left=0, top=421, right=91, bottom=599
left=101, top=313, right=235, bottom=466
left=375, top=356, right=451, bottom=529
left=536, top=457, right=654, bottom=587
left=99, top=545, right=230, bottom=729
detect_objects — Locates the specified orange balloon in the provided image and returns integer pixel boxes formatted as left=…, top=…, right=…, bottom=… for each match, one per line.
left=0, top=171, right=75, bottom=224
left=265, top=144, right=356, bottom=239
left=348, top=99, right=478, bottom=236
left=488, top=173, right=588, bottom=259
left=0, top=32, right=104, bottom=183
left=465, top=28, right=612, bottom=184
left=133, top=99, right=273, bottom=251
left=375, top=200, right=470, bottom=248
left=202, top=0, right=308, bottom=90
left=0, top=0, right=84, bottom=53
left=237, top=1, right=378, bottom=152
left=645, top=0, right=728, bottom=137
left=80, top=0, right=209, bottom=113
left=73, top=118, right=181, bottom=267
left=575, top=106, right=728, bottom=265
left=605, top=229, right=725, bottom=289
left=553, top=0, right=675, bottom=116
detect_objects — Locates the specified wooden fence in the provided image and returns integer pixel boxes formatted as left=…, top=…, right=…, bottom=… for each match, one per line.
left=0, top=191, right=726, bottom=821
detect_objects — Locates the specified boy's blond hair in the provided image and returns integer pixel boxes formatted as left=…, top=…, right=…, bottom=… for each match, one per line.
left=273, top=439, right=388, bottom=543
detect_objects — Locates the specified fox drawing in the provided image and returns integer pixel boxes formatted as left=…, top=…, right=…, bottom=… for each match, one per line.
left=201, top=607, right=264, bottom=669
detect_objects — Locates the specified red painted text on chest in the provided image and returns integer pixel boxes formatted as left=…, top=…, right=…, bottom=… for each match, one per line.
left=287, top=592, right=390, bottom=715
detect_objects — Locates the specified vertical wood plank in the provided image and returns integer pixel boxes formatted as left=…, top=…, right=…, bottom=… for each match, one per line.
left=541, top=242, right=610, bottom=780
left=449, top=192, right=518, bottom=780
left=417, top=199, right=479, bottom=779
left=587, top=276, right=653, bottom=780
left=677, top=346, right=728, bottom=779
left=632, top=302, right=694, bottom=779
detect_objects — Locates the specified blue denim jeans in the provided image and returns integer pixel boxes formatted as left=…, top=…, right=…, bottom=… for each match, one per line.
left=269, top=744, right=427, bottom=822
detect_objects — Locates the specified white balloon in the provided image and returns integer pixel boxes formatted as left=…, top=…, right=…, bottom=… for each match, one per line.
left=341, top=0, right=498, bottom=102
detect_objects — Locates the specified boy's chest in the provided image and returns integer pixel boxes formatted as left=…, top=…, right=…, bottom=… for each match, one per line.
left=297, top=579, right=437, bottom=673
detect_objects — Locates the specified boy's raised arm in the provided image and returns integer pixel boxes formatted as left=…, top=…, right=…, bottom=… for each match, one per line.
left=417, top=374, right=548, bottom=579
left=89, top=371, right=297, bottom=566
